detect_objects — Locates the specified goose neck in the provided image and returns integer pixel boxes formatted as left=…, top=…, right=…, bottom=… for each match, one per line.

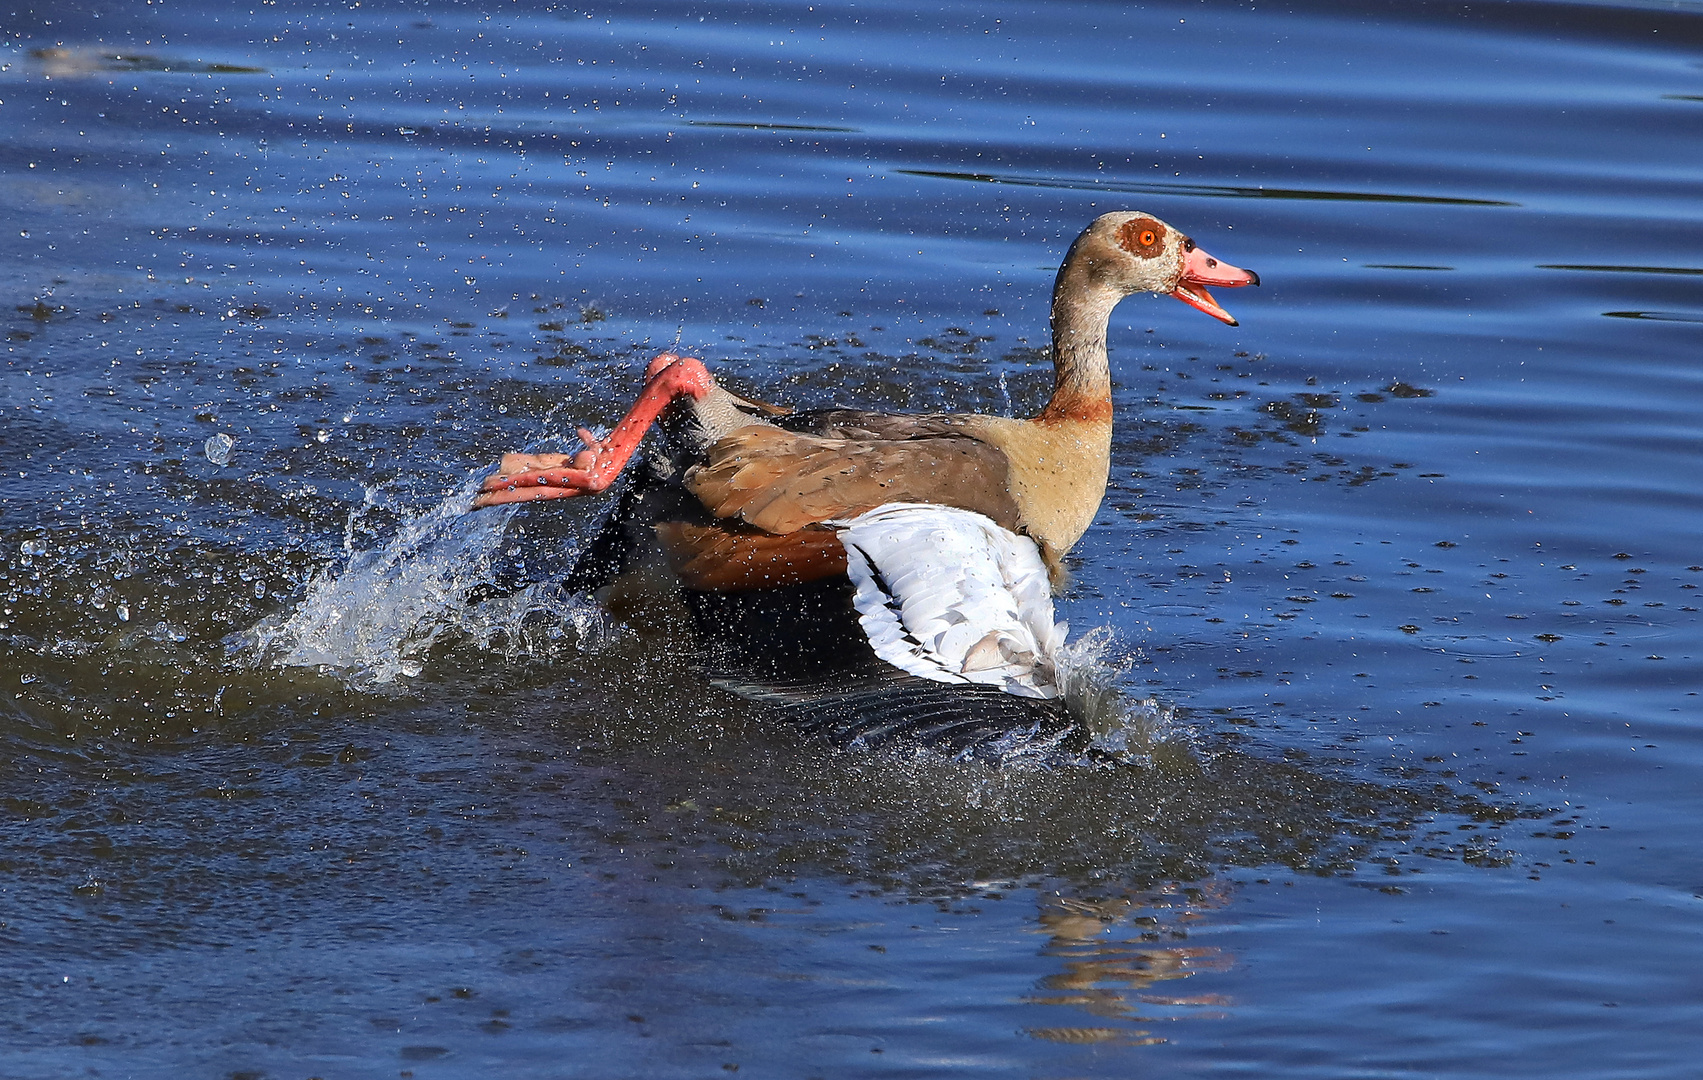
left=1038, top=261, right=1118, bottom=422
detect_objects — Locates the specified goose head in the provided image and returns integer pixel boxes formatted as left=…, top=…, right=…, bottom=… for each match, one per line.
left=1060, top=211, right=1259, bottom=326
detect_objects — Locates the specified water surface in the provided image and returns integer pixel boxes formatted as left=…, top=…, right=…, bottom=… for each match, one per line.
left=3, top=1, right=1702, bottom=1076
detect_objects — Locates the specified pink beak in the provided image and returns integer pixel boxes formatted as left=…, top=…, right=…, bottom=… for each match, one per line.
left=1171, top=244, right=1260, bottom=326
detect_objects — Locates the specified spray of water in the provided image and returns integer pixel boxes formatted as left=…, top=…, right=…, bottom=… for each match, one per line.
left=1054, top=626, right=1179, bottom=764
left=911, top=627, right=1179, bottom=767
left=236, top=473, right=600, bottom=690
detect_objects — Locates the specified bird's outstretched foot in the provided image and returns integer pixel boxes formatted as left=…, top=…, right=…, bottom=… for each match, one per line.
left=473, top=431, right=610, bottom=506
left=471, top=353, right=713, bottom=509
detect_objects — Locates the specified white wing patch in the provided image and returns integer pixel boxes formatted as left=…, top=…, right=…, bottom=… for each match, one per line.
left=832, top=503, right=1066, bottom=699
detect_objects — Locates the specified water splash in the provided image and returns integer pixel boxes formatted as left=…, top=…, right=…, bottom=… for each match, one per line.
left=1054, top=627, right=1179, bottom=765
left=236, top=473, right=598, bottom=690
left=204, top=433, right=235, bottom=467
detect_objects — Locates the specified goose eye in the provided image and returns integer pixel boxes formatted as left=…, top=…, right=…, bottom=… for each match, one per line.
left=1183, top=237, right=1196, bottom=253
left=1117, top=217, right=1167, bottom=256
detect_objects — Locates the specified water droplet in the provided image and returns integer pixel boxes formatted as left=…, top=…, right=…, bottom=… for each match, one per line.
left=116, top=604, right=130, bottom=622
left=204, top=433, right=236, bottom=467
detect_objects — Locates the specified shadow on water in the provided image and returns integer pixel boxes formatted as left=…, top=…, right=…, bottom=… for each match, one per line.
left=1601, top=310, right=1703, bottom=323
left=686, top=120, right=862, bottom=133
left=27, top=47, right=268, bottom=76
left=0, top=333, right=1533, bottom=915
left=897, top=168, right=1519, bottom=207
left=0, top=596, right=1528, bottom=894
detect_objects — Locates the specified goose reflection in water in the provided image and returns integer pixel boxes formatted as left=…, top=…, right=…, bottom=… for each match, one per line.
left=1023, top=883, right=1234, bottom=1046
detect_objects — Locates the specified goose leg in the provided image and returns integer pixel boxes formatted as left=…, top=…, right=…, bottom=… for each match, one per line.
left=472, top=353, right=712, bottom=508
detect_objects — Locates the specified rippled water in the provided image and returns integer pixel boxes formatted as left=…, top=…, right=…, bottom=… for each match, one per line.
left=3, top=1, right=1702, bottom=1076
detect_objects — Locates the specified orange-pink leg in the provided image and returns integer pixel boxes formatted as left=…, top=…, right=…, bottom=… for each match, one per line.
left=472, top=353, right=713, bottom=508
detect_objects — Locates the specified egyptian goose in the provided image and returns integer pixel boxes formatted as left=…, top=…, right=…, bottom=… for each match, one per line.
left=471, top=213, right=1256, bottom=699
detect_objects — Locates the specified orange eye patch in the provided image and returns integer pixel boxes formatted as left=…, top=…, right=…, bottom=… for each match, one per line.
left=1117, top=218, right=1166, bottom=257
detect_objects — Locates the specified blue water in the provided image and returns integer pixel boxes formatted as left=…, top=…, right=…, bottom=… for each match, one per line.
left=3, top=1, right=1701, bottom=1076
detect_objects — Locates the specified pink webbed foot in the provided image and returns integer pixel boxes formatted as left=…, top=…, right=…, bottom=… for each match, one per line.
left=470, top=354, right=714, bottom=509
left=473, top=438, right=608, bottom=507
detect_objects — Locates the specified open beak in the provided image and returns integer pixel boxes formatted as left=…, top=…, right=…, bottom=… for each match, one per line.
left=1171, top=244, right=1260, bottom=326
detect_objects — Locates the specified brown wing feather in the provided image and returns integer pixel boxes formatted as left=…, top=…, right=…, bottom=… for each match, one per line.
left=777, top=409, right=971, bottom=442
left=684, top=424, right=1020, bottom=535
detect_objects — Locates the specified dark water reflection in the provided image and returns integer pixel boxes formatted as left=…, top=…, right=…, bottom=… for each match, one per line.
left=4, top=0, right=1703, bottom=1076
left=900, top=168, right=1522, bottom=206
